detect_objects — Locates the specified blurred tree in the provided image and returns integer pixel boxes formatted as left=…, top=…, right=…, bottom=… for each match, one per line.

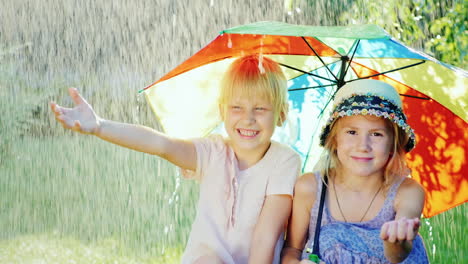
left=284, top=0, right=466, bottom=68
left=339, top=0, right=467, bottom=68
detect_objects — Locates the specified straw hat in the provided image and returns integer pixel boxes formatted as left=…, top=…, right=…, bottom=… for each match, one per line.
left=319, top=79, right=416, bottom=152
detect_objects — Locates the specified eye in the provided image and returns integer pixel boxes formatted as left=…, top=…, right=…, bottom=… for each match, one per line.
left=346, top=130, right=357, bottom=135
left=371, top=131, right=384, bottom=137
left=255, top=107, right=266, bottom=111
left=230, top=105, right=241, bottom=110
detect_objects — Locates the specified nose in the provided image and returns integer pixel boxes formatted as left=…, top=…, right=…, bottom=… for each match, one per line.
left=242, top=109, right=256, bottom=124
left=357, top=134, right=371, bottom=152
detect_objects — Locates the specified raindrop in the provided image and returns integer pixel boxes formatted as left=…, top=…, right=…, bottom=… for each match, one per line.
left=175, top=176, right=180, bottom=189
left=424, top=218, right=436, bottom=256
left=258, top=54, right=265, bottom=74
left=227, top=36, right=232, bottom=49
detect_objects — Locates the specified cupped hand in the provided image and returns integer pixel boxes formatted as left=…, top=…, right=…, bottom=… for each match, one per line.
left=380, top=217, right=420, bottom=243
left=50, top=87, right=100, bottom=134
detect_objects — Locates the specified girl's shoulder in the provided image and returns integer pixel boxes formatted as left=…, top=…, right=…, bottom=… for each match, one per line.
left=294, top=172, right=321, bottom=199
left=393, top=177, right=425, bottom=216
left=292, top=172, right=324, bottom=216
left=395, top=177, right=425, bottom=197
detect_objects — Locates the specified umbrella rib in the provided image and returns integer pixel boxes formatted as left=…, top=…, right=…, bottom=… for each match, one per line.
left=399, top=94, right=431, bottom=100
left=351, top=60, right=426, bottom=80
left=342, top=40, right=360, bottom=79
left=318, top=93, right=335, bottom=118
left=301, top=37, right=339, bottom=81
left=289, top=83, right=337, bottom=92
left=279, top=63, right=337, bottom=83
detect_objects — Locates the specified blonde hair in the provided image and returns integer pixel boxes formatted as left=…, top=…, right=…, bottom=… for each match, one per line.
left=218, top=54, right=288, bottom=125
left=317, top=116, right=410, bottom=192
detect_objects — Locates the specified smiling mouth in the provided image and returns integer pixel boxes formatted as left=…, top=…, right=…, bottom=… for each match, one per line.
left=237, top=129, right=259, bottom=137
left=352, top=156, right=373, bottom=161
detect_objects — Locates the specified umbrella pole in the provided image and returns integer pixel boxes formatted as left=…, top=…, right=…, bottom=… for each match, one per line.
left=337, top=55, right=348, bottom=89
left=337, top=39, right=360, bottom=90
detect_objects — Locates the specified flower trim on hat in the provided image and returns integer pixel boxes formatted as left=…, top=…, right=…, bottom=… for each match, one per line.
left=319, top=94, right=416, bottom=152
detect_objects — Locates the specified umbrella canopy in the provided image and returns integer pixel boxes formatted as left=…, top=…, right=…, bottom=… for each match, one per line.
left=143, top=21, right=468, bottom=218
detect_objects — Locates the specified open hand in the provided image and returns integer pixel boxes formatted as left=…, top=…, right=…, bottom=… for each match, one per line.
left=380, top=217, right=420, bottom=243
left=50, top=87, right=100, bottom=134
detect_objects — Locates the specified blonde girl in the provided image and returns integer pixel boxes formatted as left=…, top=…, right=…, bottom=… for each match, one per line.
left=51, top=55, right=301, bottom=264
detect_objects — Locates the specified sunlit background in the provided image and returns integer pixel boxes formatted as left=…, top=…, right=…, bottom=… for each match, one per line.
left=0, top=0, right=466, bottom=263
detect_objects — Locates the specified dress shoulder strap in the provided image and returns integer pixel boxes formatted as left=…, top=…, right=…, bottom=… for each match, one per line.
left=386, top=176, right=407, bottom=202
left=376, top=176, right=408, bottom=224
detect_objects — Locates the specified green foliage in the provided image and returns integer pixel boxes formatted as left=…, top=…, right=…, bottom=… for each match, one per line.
left=340, top=0, right=467, bottom=68
left=426, top=2, right=467, bottom=67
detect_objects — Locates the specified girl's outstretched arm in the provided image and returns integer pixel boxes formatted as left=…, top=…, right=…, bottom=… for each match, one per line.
left=380, top=178, right=425, bottom=263
left=281, top=173, right=317, bottom=264
left=50, top=87, right=196, bottom=171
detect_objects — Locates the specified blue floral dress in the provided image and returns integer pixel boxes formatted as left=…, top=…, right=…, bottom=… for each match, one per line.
left=301, top=173, right=429, bottom=263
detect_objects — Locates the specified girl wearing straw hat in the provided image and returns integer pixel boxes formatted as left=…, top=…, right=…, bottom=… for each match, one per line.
left=281, top=79, right=428, bottom=263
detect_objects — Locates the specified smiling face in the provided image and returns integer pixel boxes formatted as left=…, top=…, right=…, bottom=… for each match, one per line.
left=217, top=55, right=288, bottom=161
left=334, top=115, right=393, bottom=179
left=221, top=93, right=277, bottom=156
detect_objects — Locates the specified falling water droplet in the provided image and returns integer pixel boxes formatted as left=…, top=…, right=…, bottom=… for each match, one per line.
left=424, top=218, right=436, bottom=256
left=258, top=54, right=265, bottom=74
left=227, top=36, right=232, bottom=48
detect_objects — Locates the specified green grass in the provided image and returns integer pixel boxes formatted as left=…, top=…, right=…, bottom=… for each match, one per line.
left=0, top=234, right=182, bottom=264
left=419, top=204, right=467, bottom=263
left=0, top=135, right=196, bottom=263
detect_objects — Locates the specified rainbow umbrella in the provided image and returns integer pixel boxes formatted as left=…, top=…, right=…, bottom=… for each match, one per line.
left=143, top=21, right=467, bottom=218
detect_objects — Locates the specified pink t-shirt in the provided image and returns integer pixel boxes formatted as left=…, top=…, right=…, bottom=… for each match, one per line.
left=181, top=135, right=301, bottom=264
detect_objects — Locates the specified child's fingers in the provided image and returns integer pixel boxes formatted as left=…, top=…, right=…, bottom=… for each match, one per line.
left=72, top=120, right=82, bottom=132
left=50, top=102, right=56, bottom=112
left=413, top=218, right=420, bottom=231
left=406, top=218, right=420, bottom=241
left=380, top=223, right=389, bottom=240
left=50, top=102, right=70, bottom=117
left=397, top=219, right=409, bottom=241
left=68, top=87, right=87, bottom=106
left=50, top=102, right=62, bottom=117
left=386, top=221, right=397, bottom=243
left=406, top=220, right=416, bottom=241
